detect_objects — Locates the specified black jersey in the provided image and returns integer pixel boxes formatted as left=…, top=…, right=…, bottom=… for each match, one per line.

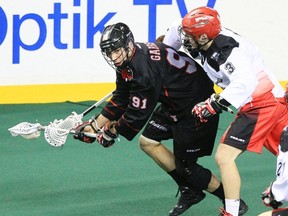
left=101, top=42, right=214, bottom=140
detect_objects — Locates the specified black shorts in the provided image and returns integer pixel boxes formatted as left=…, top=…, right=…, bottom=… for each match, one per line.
left=142, top=106, right=219, bottom=160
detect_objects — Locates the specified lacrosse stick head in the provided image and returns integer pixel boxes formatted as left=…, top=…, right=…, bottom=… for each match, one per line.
left=44, top=112, right=83, bottom=147
left=8, top=122, right=42, bottom=140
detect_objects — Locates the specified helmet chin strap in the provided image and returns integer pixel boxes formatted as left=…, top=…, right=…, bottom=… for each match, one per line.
left=187, top=38, right=212, bottom=58
left=196, top=39, right=212, bottom=51
left=116, top=45, right=135, bottom=72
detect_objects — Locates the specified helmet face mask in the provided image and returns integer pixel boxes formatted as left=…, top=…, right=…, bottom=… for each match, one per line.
left=100, top=22, right=134, bottom=71
left=179, top=27, right=200, bottom=58
left=179, top=26, right=212, bottom=58
left=102, top=47, right=129, bottom=69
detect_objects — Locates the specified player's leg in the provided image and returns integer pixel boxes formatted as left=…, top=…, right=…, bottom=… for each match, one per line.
left=169, top=114, right=228, bottom=215
left=139, top=108, right=186, bottom=186
left=139, top=135, right=175, bottom=172
left=208, top=172, right=250, bottom=216
left=167, top=157, right=211, bottom=216
left=139, top=135, right=195, bottom=192
left=140, top=130, right=207, bottom=216
left=140, top=107, right=206, bottom=215
left=172, top=114, right=225, bottom=196
left=215, top=143, right=243, bottom=216
left=170, top=155, right=249, bottom=215
left=215, top=95, right=286, bottom=216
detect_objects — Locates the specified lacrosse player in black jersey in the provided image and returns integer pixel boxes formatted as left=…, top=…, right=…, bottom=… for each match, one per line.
left=74, top=22, right=225, bottom=215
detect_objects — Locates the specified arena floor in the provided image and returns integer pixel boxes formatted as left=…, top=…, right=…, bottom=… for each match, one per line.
left=1, top=101, right=277, bottom=216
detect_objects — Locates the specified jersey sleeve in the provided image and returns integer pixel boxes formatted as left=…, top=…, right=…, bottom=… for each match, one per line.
left=163, top=19, right=182, bottom=50
left=115, top=74, right=162, bottom=140
left=101, top=73, right=161, bottom=141
left=218, top=49, right=258, bottom=109
left=101, top=73, right=130, bottom=120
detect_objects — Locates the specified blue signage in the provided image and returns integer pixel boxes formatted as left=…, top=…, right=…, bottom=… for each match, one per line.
left=0, top=0, right=216, bottom=64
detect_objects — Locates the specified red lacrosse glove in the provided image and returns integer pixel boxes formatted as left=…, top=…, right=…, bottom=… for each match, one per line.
left=96, top=121, right=118, bottom=148
left=192, top=94, right=223, bottom=123
left=261, top=183, right=283, bottom=209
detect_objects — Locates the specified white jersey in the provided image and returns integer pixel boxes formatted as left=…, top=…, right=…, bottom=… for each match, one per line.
left=163, top=19, right=182, bottom=51
left=203, top=28, right=284, bottom=109
left=163, top=23, right=284, bottom=109
left=271, top=146, right=288, bottom=202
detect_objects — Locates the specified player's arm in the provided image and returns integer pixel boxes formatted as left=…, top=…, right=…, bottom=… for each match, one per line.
left=116, top=84, right=160, bottom=141
left=218, top=50, right=259, bottom=109
left=74, top=73, right=130, bottom=145
left=162, top=19, right=182, bottom=50
left=101, top=72, right=130, bottom=121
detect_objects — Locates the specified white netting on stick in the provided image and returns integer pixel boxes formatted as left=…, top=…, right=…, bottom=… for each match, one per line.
left=8, top=122, right=42, bottom=139
left=44, top=126, right=70, bottom=147
left=44, top=112, right=83, bottom=147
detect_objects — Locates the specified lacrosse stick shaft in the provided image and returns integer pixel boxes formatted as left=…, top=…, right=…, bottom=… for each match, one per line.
left=81, top=92, right=113, bottom=117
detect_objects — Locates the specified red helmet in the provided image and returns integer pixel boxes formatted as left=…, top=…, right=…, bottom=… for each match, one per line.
left=181, top=6, right=221, bottom=40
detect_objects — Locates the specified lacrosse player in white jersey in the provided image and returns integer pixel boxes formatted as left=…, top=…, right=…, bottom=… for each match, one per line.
left=259, top=125, right=288, bottom=216
left=158, top=5, right=288, bottom=216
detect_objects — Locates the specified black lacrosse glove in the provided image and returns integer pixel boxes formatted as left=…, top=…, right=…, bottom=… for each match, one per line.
left=96, top=121, right=118, bottom=148
left=261, top=183, right=283, bottom=209
left=73, top=121, right=98, bottom=143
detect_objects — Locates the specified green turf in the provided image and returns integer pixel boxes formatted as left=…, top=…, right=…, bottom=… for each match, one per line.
left=0, top=102, right=276, bottom=215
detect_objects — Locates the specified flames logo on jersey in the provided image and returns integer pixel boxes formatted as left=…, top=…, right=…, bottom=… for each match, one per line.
left=121, top=67, right=133, bottom=81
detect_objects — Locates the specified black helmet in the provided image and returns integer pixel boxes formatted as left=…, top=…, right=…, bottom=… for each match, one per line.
left=100, top=22, right=134, bottom=70
left=100, top=23, right=134, bottom=54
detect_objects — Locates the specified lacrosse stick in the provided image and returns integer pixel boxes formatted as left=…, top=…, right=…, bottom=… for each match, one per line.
left=8, top=92, right=113, bottom=147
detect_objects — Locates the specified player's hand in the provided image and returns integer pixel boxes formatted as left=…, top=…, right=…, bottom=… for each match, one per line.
left=261, top=184, right=283, bottom=209
left=73, top=121, right=99, bottom=143
left=192, top=94, right=223, bottom=123
left=96, top=121, right=118, bottom=148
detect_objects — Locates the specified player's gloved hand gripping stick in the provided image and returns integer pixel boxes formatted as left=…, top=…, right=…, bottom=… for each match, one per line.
left=8, top=92, right=113, bottom=147
left=73, top=119, right=118, bottom=148
left=192, top=93, right=234, bottom=123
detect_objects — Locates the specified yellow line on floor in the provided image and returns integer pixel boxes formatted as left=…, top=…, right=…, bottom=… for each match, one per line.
left=0, top=81, right=287, bottom=104
left=0, top=83, right=115, bottom=104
